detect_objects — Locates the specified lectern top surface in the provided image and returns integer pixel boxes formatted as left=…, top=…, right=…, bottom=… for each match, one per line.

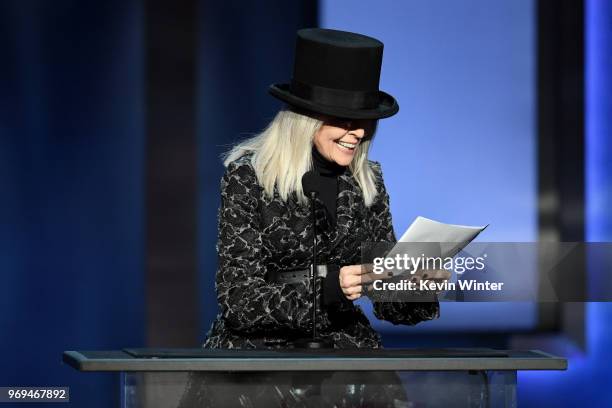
left=62, top=348, right=567, bottom=372
left=123, top=348, right=509, bottom=358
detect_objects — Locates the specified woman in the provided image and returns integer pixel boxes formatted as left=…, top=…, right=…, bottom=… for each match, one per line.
left=179, top=28, right=444, bottom=407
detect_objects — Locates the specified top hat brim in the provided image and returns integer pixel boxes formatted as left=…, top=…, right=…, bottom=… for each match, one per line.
left=268, top=83, right=399, bottom=120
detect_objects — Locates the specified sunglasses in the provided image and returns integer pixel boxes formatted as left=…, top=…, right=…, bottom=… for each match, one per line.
left=316, top=114, right=377, bottom=134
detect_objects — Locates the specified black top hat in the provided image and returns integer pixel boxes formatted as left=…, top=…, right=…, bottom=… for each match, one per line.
left=269, top=28, right=399, bottom=120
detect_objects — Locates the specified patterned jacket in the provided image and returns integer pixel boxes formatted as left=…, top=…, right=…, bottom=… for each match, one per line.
left=203, top=153, right=440, bottom=349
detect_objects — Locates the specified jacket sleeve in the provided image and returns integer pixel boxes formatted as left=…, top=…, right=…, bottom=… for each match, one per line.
left=215, top=160, right=314, bottom=334
left=368, top=161, right=440, bottom=325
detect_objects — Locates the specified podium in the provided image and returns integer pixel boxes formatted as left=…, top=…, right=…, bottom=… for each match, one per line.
left=63, top=348, right=566, bottom=407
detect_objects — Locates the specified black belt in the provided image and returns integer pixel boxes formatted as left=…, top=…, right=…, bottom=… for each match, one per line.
left=268, top=265, right=331, bottom=284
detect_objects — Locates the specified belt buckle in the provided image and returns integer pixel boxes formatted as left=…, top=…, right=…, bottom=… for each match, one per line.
left=315, top=264, right=328, bottom=278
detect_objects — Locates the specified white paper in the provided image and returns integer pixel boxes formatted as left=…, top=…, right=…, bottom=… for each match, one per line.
left=383, top=217, right=488, bottom=274
left=399, top=216, right=487, bottom=246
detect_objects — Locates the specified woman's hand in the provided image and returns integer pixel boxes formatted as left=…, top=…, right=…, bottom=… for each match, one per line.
left=339, top=265, right=364, bottom=301
left=339, top=265, right=452, bottom=300
left=339, top=264, right=393, bottom=301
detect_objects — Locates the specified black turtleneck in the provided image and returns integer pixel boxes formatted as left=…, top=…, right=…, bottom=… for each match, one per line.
left=311, top=145, right=346, bottom=226
left=311, top=146, right=353, bottom=308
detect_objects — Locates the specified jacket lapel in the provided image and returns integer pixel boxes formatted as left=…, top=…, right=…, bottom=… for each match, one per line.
left=329, top=170, right=360, bottom=251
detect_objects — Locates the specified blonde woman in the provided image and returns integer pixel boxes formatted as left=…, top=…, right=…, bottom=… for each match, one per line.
left=179, top=28, right=443, bottom=408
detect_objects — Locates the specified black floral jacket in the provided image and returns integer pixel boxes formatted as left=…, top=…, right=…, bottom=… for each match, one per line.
left=203, top=153, right=439, bottom=349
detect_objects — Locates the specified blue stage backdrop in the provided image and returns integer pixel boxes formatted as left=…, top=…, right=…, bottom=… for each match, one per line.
left=196, top=0, right=316, bottom=343
left=321, top=0, right=537, bottom=332
left=0, top=1, right=145, bottom=407
left=519, top=1, right=612, bottom=406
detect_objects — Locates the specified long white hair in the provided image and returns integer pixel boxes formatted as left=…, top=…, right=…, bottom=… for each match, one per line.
left=222, top=108, right=379, bottom=207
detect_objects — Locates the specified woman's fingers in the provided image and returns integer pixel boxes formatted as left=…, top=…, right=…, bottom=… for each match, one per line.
left=339, top=266, right=363, bottom=287
left=344, top=265, right=365, bottom=276
left=337, top=267, right=452, bottom=300
left=361, top=271, right=394, bottom=283
left=339, top=264, right=400, bottom=300
left=341, top=264, right=375, bottom=276
left=342, top=284, right=362, bottom=296
left=341, top=274, right=389, bottom=290
left=359, top=263, right=374, bottom=274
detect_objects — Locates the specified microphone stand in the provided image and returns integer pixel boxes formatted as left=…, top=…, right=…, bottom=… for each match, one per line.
left=294, top=191, right=333, bottom=349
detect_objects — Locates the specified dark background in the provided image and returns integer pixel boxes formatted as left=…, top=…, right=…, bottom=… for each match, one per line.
left=1, top=0, right=611, bottom=407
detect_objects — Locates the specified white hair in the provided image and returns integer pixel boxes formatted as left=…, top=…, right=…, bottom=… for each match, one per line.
left=221, top=108, right=379, bottom=207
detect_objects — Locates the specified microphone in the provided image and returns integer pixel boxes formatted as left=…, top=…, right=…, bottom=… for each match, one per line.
left=294, top=171, right=333, bottom=349
left=301, top=170, right=318, bottom=198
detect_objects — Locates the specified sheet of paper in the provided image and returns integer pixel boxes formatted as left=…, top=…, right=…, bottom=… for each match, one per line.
left=383, top=217, right=488, bottom=274
left=399, top=216, right=487, bottom=245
